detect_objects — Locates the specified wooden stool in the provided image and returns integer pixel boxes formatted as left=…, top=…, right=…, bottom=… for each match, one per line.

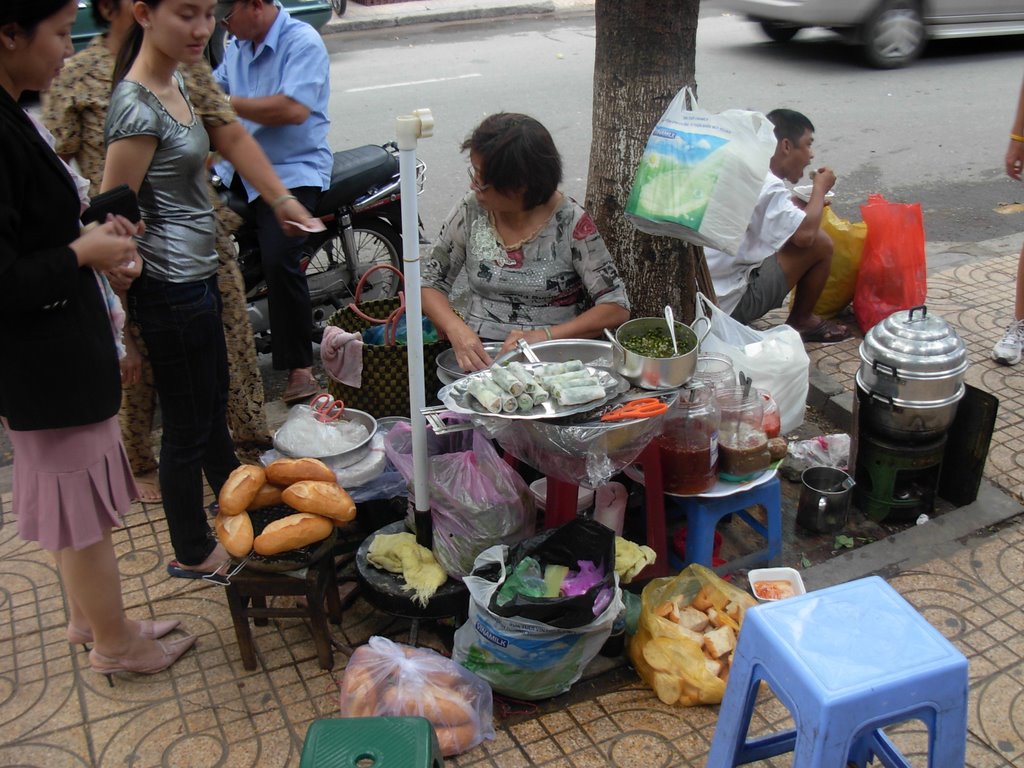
left=224, top=555, right=344, bottom=671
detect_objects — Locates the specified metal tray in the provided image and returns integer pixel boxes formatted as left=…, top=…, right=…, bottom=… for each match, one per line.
left=272, top=406, right=377, bottom=467
left=437, top=363, right=630, bottom=420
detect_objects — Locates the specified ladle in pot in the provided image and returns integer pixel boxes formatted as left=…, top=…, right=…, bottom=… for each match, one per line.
left=664, top=305, right=679, bottom=356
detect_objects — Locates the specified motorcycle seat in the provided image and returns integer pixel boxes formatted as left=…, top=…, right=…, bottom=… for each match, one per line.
left=317, top=145, right=399, bottom=216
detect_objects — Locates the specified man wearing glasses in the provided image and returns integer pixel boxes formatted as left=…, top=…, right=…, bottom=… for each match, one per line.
left=213, top=0, right=332, bottom=404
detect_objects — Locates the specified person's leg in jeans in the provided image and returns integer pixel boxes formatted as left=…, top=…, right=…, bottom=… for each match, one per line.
left=130, top=274, right=239, bottom=568
left=252, top=186, right=322, bottom=400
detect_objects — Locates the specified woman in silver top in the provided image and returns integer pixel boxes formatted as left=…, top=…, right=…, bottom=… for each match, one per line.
left=101, top=0, right=320, bottom=578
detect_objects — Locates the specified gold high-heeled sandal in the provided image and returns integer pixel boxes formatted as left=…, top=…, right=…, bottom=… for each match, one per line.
left=88, top=635, right=197, bottom=687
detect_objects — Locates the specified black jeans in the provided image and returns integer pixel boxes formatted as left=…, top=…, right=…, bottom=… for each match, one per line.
left=236, top=177, right=321, bottom=371
left=128, top=272, right=239, bottom=565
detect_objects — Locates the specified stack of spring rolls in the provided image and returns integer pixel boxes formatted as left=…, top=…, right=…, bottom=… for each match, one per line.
left=467, top=360, right=606, bottom=414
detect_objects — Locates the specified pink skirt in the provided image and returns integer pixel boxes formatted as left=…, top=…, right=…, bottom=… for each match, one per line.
left=8, top=415, right=138, bottom=551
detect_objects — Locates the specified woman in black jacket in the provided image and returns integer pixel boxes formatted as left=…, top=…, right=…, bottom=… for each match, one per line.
left=0, top=0, right=194, bottom=682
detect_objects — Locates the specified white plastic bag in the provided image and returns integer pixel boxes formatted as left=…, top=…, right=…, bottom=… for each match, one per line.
left=695, top=293, right=809, bottom=434
left=453, top=544, right=622, bottom=701
left=626, top=88, right=776, bottom=255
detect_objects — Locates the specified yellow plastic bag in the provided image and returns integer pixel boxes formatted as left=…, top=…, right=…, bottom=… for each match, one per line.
left=627, top=564, right=756, bottom=706
left=789, top=206, right=867, bottom=319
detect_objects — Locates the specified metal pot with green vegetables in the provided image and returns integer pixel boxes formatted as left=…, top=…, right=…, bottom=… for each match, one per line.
left=610, top=315, right=711, bottom=389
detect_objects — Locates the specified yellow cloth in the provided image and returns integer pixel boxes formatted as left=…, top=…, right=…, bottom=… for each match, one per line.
left=615, top=536, right=657, bottom=584
left=367, top=532, right=447, bottom=607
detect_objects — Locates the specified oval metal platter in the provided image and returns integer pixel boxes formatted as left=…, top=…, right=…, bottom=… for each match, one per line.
left=438, top=363, right=630, bottom=420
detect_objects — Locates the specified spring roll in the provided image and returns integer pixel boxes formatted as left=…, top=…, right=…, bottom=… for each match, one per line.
left=555, top=384, right=607, bottom=406
left=538, top=360, right=585, bottom=377
left=507, top=362, right=541, bottom=388
left=527, top=382, right=549, bottom=404
left=516, top=392, right=535, bottom=411
left=489, top=365, right=524, bottom=396
left=540, top=370, right=594, bottom=390
left=468, top=378, right=504, bottom=414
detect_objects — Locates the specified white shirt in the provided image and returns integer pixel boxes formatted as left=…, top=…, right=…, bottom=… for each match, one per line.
left=705, top=173, right=805, bottom=315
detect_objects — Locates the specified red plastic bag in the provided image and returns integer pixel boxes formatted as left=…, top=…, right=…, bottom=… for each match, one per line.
left=852, top=194, right=927, bottom=333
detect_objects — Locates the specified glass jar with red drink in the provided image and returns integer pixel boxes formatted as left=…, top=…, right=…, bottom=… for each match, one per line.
left=657, top=384, right=720, bottom=494
left=758, top=389, right=781, bottom=439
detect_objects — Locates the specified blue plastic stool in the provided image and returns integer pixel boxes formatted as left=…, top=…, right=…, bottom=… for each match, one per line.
left=300, top=717, right=444, bottom=768
left=707, top=576, right=968, bottom=767
left=665, top=475, right=782, bottom=574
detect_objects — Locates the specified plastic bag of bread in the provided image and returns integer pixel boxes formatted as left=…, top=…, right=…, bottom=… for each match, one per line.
left=338, top=636, right=495, bottom=756
left=628, top=563, right=757, bottom=707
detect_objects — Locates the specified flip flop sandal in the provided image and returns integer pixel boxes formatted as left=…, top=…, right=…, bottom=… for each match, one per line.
left=282, top=375, right=322, bottom=404
left=799, top=319, right=853, bottom=345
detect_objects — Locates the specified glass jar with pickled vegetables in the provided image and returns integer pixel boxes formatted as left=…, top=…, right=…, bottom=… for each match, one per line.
left=714, top=386, right=771, bottom=481
left=657, top=383, right=719, bottom=494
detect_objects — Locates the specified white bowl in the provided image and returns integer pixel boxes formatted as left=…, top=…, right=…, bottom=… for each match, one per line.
left=792, top=185, right=836, bottom=203
left=748, top=567, right=807, bottom=602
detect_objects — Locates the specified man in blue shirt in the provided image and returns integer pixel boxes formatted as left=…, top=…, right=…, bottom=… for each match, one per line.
left=214, top=0, right=332, bottom=403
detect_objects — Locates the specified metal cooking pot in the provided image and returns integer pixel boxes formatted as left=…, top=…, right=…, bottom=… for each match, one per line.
left=272, top=406, right=377, bottom=467
left=611, top=316, right=711, bottom=390
left=856, top=371, right=964, bottom=441
left=858, top=305, right=968, bottom=403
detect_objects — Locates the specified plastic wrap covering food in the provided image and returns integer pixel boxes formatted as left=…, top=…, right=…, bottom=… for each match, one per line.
left=479, top=409, right=669, bottom=487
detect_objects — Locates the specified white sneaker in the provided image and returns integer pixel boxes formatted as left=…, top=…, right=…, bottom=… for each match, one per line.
left=991, top=319, right=1024, bottom=365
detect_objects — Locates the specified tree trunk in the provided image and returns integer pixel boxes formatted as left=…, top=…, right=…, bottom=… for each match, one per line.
left=586, top=0, right=703, bottom=324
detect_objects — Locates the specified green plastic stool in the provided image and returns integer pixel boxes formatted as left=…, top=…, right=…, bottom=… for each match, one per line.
left=299, top=717, right=444, bottom=768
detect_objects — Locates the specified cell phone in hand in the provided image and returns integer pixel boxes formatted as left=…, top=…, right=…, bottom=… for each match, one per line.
left=81, top=184, right=141, bottom=226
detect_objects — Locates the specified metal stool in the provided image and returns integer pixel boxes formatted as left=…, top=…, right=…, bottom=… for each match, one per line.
left=223, top=555, right=344, bottom=671
left=665, top=475, right=782, bottom=574
left=707, top=576, right=968, bottom=767
left=300, top=717, right=444, bottom=768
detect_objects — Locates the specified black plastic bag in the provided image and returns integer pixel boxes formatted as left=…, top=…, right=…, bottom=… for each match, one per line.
left=473, top=518, right=615, bottom=629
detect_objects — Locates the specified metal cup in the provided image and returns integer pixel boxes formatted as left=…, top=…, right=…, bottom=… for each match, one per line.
left=797, top=466, right=855, bottom=533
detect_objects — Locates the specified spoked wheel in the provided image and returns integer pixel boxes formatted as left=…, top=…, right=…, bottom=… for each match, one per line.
left=304, top=218, right=403, bottom=310
left=862, top=0, right=925, bottom=69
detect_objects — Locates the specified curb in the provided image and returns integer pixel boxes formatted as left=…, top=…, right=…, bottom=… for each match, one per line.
left=322, top=0, right=557, bottom=35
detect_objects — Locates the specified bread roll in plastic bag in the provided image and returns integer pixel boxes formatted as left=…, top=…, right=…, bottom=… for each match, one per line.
left=338, top=636, right=495, bottom=756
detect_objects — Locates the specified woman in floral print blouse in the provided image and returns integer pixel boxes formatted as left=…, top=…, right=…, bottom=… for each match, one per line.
left=421, top=113, right=631, bottom=373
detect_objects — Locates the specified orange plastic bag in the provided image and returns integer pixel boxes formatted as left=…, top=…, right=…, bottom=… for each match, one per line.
left=852, top=194, right=926, bottom=333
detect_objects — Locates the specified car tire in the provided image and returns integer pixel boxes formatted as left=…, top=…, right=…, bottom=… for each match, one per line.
left=862, top=0, right=926, bottom=69
left=331, top=0, right=347, bottom=16
left=759, top=21, right=802, bottom=43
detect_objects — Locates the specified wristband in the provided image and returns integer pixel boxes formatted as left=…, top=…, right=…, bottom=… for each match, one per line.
left=544, top=327, right=553, bottom=341
left=270, top=193, right=297, bottom=210
left=1011, top=133, right=1024, bottom=143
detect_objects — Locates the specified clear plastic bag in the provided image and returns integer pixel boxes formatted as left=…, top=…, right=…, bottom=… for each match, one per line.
left=787, top=433, right=851, bottom=470
left=383, top=421, right=535, bottom=578
left=338, top=636, right=495, bottom=756
left=273, top=404, right=370, bottom=457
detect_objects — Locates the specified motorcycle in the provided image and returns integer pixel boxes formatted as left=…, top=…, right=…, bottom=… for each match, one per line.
left=215, top=142, right=425, bottom=354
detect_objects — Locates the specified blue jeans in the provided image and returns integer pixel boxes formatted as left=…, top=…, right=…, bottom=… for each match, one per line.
left=128, top=273, right=239, bottom=565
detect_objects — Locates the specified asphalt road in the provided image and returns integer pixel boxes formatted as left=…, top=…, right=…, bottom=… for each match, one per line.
left=323, top=9, right=1024, bottom=243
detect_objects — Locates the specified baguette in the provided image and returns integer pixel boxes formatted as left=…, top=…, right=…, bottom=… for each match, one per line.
left=282, top=480, right=356, bottom=524
left=253, top=512, right=333, bottom=555
left=218, top=464, right=266, bottom=516
left=248, top=482, right=283, bottom=510
left=215, top=511, right=254, bottom=558
left=435, top=722, right=479, bottom=757
left=265, top=457, right=336, bottom=486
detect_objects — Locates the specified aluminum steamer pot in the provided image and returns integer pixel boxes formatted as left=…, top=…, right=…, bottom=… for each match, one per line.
left=612, top=316, right=711, bottom=390
left=856, top=371, right=965, bottom=441
left=858, top=305, right=968, bottom=403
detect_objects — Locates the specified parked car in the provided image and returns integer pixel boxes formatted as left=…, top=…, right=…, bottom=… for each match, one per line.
left=71, top=0, right=335, bottom=63
left=718, top=0, right=1024, bottom=68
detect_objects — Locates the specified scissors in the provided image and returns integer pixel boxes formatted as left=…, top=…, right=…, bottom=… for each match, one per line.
left=600, top=397, right=669, bottom=422
left=309, top=393, right=345, bottom=423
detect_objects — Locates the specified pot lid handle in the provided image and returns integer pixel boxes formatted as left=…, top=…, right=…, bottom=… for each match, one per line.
left=907, top=305, right=928, bottom=323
